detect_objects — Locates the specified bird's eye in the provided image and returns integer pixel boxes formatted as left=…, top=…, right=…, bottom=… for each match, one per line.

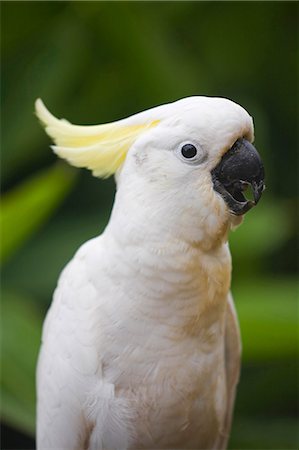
left=181, top=144, right=197, bottom=159
left=175, top=141, right=206, bottom=165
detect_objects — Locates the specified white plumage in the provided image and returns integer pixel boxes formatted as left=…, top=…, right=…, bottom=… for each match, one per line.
left=35, top=96, right=258, bottom=449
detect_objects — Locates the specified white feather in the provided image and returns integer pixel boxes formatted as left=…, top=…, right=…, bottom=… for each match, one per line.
left=36, top=96, right=250, bottom=449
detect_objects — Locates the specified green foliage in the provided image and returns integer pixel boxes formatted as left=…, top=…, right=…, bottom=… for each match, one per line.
left=1, top=163, right=76, bottom=264
left=1, top=291, right=42, bottom=435
left=1, top=1, right=297, bottom=448
left=230, top=416, right=299, bottom=449
left=235, top=278, right=298, bottom=362
left=229, top=201, right=292, bottom=272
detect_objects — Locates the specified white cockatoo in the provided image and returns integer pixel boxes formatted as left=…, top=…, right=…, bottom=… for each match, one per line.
left=35, top=96, right=264, bottom=450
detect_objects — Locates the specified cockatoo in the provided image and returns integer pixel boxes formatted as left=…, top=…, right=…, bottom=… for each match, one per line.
left=35, top=96, right=265, bottom=450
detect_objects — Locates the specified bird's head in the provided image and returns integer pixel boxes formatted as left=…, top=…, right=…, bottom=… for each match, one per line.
left=36, top=96, right=265, bottom=249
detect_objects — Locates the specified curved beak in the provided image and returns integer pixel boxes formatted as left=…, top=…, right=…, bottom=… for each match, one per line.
left=211, top=138, right=265, bottom=215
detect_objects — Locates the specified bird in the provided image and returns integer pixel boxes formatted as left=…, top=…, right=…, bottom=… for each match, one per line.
left=35, top=96, right=265, bottom=450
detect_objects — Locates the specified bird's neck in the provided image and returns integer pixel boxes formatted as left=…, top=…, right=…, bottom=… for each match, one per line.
left=104, top=182, right=233, bottom=340
left=103, top=225, right=232, bottom=341
left=108, top=191, right=233, bottom=254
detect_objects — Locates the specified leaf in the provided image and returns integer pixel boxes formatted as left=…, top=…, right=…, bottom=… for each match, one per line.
left=0, top=163, right=76, bottom=264
left=1, top=290, right=42, bottom=436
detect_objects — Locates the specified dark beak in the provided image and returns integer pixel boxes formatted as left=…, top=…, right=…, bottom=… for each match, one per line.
left=211, top=138, right=265, bottom=215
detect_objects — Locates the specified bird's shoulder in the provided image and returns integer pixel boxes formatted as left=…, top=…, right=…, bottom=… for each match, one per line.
left=38, top=235, right=112, bottom=378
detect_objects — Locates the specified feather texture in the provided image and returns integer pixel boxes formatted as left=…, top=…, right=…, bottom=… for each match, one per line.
left=35, top=99, right=159, bottom=177
left=35, top=96, right=253, bottom=449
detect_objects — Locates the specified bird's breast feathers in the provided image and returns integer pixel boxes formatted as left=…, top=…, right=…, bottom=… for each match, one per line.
left=39, top=234, right=231, bottom=448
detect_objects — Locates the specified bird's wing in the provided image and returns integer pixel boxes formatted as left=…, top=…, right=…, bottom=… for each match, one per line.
left=37, top=236, right=137, bottom=450
left=217, top=292, right=242, bottom=450
left=36, top=240, right=102, bottom=450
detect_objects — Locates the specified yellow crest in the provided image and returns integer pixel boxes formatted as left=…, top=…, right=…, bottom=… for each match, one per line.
left=35, top=99, right=159, bottom=178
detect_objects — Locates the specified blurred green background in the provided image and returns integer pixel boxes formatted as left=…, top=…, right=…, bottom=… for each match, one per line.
left=1, top=2, right=298, bottom=449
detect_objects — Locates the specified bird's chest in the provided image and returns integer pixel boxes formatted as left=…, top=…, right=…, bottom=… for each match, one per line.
left=111, top=338, right=227, bottom=449
left=99, top=299, right=228, bottom=448
left=88, top=242, right=231, bottom=448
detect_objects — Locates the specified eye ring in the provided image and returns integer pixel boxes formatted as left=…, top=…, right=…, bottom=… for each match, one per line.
left=176, top=141, right=206, bottom=165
